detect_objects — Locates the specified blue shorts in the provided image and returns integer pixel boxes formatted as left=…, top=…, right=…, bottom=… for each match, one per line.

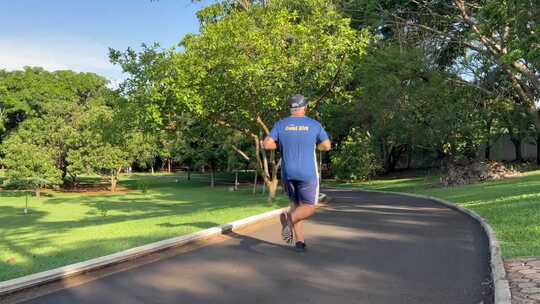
left=283, top=179, right=319, bottom=205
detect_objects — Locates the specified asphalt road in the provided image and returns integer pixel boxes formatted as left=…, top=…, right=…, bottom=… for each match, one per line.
left=18, top=188, right=492, bottom=304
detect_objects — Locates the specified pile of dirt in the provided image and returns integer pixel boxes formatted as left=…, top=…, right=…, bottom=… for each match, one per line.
left=441, top=161, right=520, bottom=186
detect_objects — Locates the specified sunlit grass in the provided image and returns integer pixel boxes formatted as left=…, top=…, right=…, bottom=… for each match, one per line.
left=0, top=174, right=287, bottom=281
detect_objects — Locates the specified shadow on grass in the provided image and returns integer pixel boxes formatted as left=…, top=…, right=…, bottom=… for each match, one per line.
left=0, top=179, right=287, bottom=282
left=4, top=192, right=281, bottom=234
left=0, top=191, right=53, bottom=198
left=0, top=191, right=32, bottom=198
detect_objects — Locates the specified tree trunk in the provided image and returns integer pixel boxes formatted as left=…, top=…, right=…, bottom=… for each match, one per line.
left=485, top=120, right=492, bottom=160
left=253, top=170, right=258, bottom=194
left=485, top=141, right=491, bottom=160
left=384, top=146, right=403, bottom=173
left=251, top=132, right=280, bottom=202
left=210, top=170, right=215, bottom=188
left=151, top=166, right=154, bottom=174
left=265, top=178, right=278, bottom=202
left=404, top=147, right=412, bottom=169
left=61, top=165, right=68, bottom=182
left=110, top=175, right=117, bottom=192
left=510, top=138, right=523, bottom=162
left=187, top=167, right=191, bottom=180
left=111, top=176, right=116, bottom=192
left=35, top=189, right=41, bottom=198
left=25, top=192, right=29, bottom=214
left=167, top=158, right=172, bottom=173
left=58, top=152, right=68, bottom=183
left=537, top=133, right=540, bottom=165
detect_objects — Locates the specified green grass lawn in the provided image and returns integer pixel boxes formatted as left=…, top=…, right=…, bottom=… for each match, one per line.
left=328, top=170, right=540, bottom=259
left=0, top=174, right=287, bottom=281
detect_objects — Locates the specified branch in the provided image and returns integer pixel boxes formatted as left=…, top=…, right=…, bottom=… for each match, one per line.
left=391, top=15, right=489, bottom=56
left=312, top=54, right=347, bottom=109
left=453, top=0, right=502, bottom=54
left=215, top=118, right=252, bottom=136
left=236, top=0, right=250, bottom=10
left=448, top=78, right=495, bottom=97
left=508, top=72, right=536, bottom=112
left=393, top=12, right=540, bottom=93
left=513, top=61, right=540, bottom=91
left=251, top=134, right=269, bottom=181
left=272, top=157, right=281, bottom=179
left=452, top=0, right=539, bottom=92
left=502, top=24, right=510, bottom=53
left=231, top=145, right=250, bottom=161
left=261, top=138, right=270, bottom=179
left=256, top=116, right=270, bottom=136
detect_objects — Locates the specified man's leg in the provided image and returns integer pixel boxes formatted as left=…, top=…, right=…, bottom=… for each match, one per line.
left=291, top=204, right=315, bottom=224
left=290, top=178, right=318, bottom=244
left=293, top=220, right=304, bottom=243
left=280, top=180, right=298, bottom=244
left=291, top=204, right=315, bottom=242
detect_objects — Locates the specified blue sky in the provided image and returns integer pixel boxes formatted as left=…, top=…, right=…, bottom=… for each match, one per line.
left=0, top=0, right=211, bottom=84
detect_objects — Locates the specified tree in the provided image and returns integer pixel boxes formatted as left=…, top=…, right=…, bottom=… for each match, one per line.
left=499, top=102, right=535, bottom=162
left=6, top=105, right=79, bottom=182
left=170, top=115, right=246, bottom=187
left=67, top=98, right=138, bottom=192
left=68, top=145, right=130, bottom=192
left=0, top=72, right=122, bottom=186
left=352, top=43, right=491, bottom=169
left=162, top=1, right=369, bottom=199
left=354, top=45, right=420, bottom=172
left=131, top=133, right=161, bottom=173
left=331, top=128, right=380, bottom=181
left=338, top=0, right=538, bottom=107
left=0, top=68, right=108, bottom=141
left=1, top=141, right=62, bottom=197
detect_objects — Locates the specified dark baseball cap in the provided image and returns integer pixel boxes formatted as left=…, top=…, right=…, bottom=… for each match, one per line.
left=288, top=94, right=308, bottom=108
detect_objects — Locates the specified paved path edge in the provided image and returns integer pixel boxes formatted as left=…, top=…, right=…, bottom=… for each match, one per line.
left=326, top=187, right=511, bottom=304
left=0, top=194, right=327, bottom=297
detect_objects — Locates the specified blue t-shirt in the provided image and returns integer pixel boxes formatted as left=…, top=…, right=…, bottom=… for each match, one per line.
left=269, top=116, right=329, bottom=181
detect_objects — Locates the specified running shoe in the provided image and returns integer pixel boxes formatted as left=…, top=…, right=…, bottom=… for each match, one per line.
left=295, top=241, right=306, bottom=252
left=280, top=212, right=293, bottom=244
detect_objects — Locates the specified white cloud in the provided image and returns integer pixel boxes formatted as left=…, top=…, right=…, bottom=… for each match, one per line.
left=0, top=35, right=124, bottom=83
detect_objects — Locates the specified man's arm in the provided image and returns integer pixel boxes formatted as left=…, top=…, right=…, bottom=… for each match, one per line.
left=317, top=139, right=331, bottom=151
left=263, top=137, right=278, bottom=150
left=316, top=123, right=331, bottom=151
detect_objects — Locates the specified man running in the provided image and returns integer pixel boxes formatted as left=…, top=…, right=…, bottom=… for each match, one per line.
left=263, top=94, right=331, bottom=252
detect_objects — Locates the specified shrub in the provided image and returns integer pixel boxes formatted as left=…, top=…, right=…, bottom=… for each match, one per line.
left=331, top=128, right=380, bottom=182
left=137, top=179, right=150, bottom=194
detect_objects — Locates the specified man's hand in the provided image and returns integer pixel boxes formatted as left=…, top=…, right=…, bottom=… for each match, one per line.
left=263, top=137, right=277, bottom=150
left=317, top=140, right=331, bottom=151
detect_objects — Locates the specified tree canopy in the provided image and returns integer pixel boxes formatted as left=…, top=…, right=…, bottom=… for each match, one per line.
left=2, top=0, right=538, bottom=189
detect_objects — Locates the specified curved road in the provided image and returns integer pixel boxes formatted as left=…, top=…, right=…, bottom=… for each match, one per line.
left=16, top=188, right=491, bottom=304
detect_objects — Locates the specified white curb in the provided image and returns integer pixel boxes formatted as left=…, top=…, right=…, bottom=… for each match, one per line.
left=327, top=187, right=511, bottom=304
left=0, top=193, right=328, bottom=297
